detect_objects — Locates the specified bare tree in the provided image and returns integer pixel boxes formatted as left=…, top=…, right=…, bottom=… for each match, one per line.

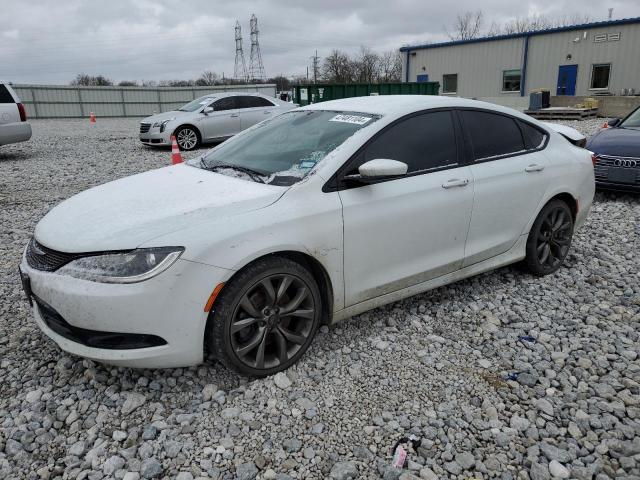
left=378, top=50, right=403, bottom=82
left=70, top=74, right=113, bottom=86
left=195, top=70, right=219, bottom=86
left=446, top=10, right=484, bottom=40
left=354, top=46, right=379, bottom=83
left=322, top=49, right=353, bottom=83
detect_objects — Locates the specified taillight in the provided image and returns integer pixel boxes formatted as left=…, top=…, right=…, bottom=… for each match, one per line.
left=591, top=153, right=598, bottom=167
left=17, top=103, right=27, bottom=122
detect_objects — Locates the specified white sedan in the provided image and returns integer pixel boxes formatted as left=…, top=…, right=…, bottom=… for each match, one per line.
left=20, top=96, right=595, bottom=375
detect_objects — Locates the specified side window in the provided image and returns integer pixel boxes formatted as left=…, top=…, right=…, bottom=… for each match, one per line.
left=240, top=96, right=274, bottom=108
left=519, top=121, right=547, bottom=150
left=461, top=110, right=525, bottom=160
left=0, top=85, right=15, bottom=103
left=213, top=97, right=240, bottom=111
left=351, top=111, right=457, bottom=175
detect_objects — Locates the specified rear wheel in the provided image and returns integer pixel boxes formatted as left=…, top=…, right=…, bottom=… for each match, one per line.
left=174, top=126, right=200, bottom=151
left=524, top=199, right=574, bottom=276
left=207, top=257, right=321, bottom=376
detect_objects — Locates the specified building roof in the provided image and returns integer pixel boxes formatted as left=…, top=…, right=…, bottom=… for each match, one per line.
left=400, top=16, right=640, bottom=52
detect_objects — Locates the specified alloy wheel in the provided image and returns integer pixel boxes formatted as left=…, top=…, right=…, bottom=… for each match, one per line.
left=176, top=128, right=198, bottom=150
left=230, top=274, right=316, bottom=370
left=536, top=206, right=572, bottom=269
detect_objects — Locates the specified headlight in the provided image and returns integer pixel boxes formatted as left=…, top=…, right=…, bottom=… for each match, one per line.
left=152, top=119, right=174, bottom=132
left=57, top=247, right=184, bottom=284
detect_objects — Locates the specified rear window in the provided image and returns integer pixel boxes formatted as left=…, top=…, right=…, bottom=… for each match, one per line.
left=0, top=85, right=15, bottom=104
left=519, top=121, right=547, bottom=149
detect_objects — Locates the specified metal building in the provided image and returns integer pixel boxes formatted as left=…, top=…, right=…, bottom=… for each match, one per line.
left=400, top=17, right=640, bottom=109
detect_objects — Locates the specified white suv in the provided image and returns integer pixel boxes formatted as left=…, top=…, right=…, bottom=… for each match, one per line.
left=0, top=82, right=31, bottom=146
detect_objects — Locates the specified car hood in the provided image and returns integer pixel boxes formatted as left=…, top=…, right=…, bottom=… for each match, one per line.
left=587, top=127, right=640, bottom=157
left=35, top=165, right=287, bottom=253
left=141, top=111, right=189, bottom=123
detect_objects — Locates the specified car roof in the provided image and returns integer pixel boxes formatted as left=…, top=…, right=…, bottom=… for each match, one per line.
left=299, top=95, right=519, bottom=117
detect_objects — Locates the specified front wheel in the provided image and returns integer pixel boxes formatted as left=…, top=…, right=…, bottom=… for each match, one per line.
left=174, top=126, right=200, bottom=151
left=524, top=199, right=574, bottom=276
left=206, top=257, right=322, bottom=376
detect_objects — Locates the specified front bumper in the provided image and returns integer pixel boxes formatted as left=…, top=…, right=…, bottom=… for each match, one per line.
left=139, top=128, right=171, bottom=146
left=20, top=254, right=232, bottom=368
left=595, top=179, right=640, bottom=193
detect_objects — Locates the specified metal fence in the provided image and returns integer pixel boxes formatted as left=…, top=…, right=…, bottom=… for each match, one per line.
left=11, top=84, right=277, bottom=119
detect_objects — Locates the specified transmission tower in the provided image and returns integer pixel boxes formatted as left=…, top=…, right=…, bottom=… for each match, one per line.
left=310, top=50, right=320, bottom=84
left=234, top=21, right=247, bottom=82
left=248, top=14, right=266, bottom=81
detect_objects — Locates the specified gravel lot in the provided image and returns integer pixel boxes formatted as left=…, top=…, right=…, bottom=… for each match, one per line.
left=0, top=117, right=638, bottom=480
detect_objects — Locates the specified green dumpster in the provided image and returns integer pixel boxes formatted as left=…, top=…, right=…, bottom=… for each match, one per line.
left=292, top=82, right=440, bottom=106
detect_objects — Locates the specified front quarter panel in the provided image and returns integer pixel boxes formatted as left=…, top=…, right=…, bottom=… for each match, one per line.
left=141, top=175, right=346, bottom=312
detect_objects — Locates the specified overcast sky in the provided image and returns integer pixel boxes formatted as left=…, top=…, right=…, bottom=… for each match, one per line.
left=2, top=0, right=638, bottom=85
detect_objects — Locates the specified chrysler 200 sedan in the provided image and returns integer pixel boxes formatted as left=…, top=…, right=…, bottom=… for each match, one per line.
left=20, top=96, right=595, bottom=376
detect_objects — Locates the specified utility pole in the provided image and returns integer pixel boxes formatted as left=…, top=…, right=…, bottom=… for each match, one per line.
left=310, top=50, right=320, bottom=84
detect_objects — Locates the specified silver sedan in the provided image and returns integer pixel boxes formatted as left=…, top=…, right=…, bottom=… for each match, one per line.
left=139, top=92, right=295, bottom=151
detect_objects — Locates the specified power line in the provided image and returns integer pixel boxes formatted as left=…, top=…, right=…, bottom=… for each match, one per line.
left=248, top=14, right=266, bottom=81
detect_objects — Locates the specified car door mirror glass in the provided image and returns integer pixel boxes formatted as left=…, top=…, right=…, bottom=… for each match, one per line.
left=607, top=118, right=620, bottom=127
left=359, top=159, right=408, bottom=178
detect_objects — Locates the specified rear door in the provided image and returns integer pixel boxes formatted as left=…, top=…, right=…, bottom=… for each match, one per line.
left=459, top=109, right=551, bottom=266
left=202, top=96, right=241, bottom=140
left=0, top=84, right=19, bottom=127
left=238, top=96, right=276, bottom=130
left=338, top=110, right=475, bottom=307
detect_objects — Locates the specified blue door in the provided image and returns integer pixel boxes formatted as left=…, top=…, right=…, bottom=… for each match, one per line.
left=416, top=74, right=429, bottom=83
left=556, top=65, right=578, bottom=95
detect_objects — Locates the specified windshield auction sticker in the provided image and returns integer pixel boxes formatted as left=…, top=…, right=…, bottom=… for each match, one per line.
left=329, top=114, right=372, bottom=125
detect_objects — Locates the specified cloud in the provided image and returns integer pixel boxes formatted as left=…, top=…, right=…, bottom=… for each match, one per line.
left=1, top=0, right=637, bottom=84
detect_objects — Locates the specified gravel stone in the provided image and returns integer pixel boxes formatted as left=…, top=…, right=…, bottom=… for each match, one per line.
left=0, top=118, right=638, bottom=479
left=235, top=462, right=258, bottom=480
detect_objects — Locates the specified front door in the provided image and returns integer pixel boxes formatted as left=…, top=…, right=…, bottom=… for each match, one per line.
left=459, top=110, right=551, bottom=266
left=556, top=65, right=578, bottom=96
left=202, top=96, right=241, bottom=140
left=339, top=110, right=474, bottom=307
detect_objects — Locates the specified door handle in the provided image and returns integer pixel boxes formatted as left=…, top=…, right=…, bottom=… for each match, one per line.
left=525, top=164, right=545, bottom=172
left=230, top=114, right=239, bottom=118
left=264, top=111, right=271, bottom=114
left=442, top=178, right=469, bottom=189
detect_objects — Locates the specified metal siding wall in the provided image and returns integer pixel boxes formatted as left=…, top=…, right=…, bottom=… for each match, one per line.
left=408, top=38, right=524, bottom=98
left=10, top=84, right=277, bottom=118
left=527, top=23, right=640, bottom=96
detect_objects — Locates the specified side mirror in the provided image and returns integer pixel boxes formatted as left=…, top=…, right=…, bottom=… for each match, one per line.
left=345, top=159, right=408, bottom=184
left=203, top=106, right=214, bottom=115
left=607, top=118, right=621, bottom=127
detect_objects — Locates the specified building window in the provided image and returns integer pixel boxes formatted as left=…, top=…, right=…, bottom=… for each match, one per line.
left=442, top=74, right=458, bottom=94
left=502, top=69, right=521, bottom=92
left=590, top=64, right=611, bottom=89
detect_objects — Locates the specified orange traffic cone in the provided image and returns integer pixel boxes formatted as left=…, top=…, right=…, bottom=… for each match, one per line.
left=89, top=112, right=96, bottom=124
left=170, top=135, right=183, bottom=164
left=602, top=121, right=608, bottom=129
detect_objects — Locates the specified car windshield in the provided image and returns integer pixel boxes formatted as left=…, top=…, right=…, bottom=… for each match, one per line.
left=620, top=108, right=640, bottom=128
left=178, top=96, right=214, bottom=112
left=192, top=110, right=379, bottom=185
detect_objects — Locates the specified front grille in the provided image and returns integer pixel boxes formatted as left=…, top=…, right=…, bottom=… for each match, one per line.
left=594, top=154, right=640, bottom=185
left=35, top=296, right=167, bottom=350
left=139, top=122, right=151, bottom=134
left=26, top=238, right=83, bottom=272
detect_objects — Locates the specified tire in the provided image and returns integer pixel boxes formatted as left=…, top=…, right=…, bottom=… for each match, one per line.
left=524, top=199, right=574, bottom=276
left=206, top=256, right=322, bottom=376
left=174, top=126, right=200, bottom=151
